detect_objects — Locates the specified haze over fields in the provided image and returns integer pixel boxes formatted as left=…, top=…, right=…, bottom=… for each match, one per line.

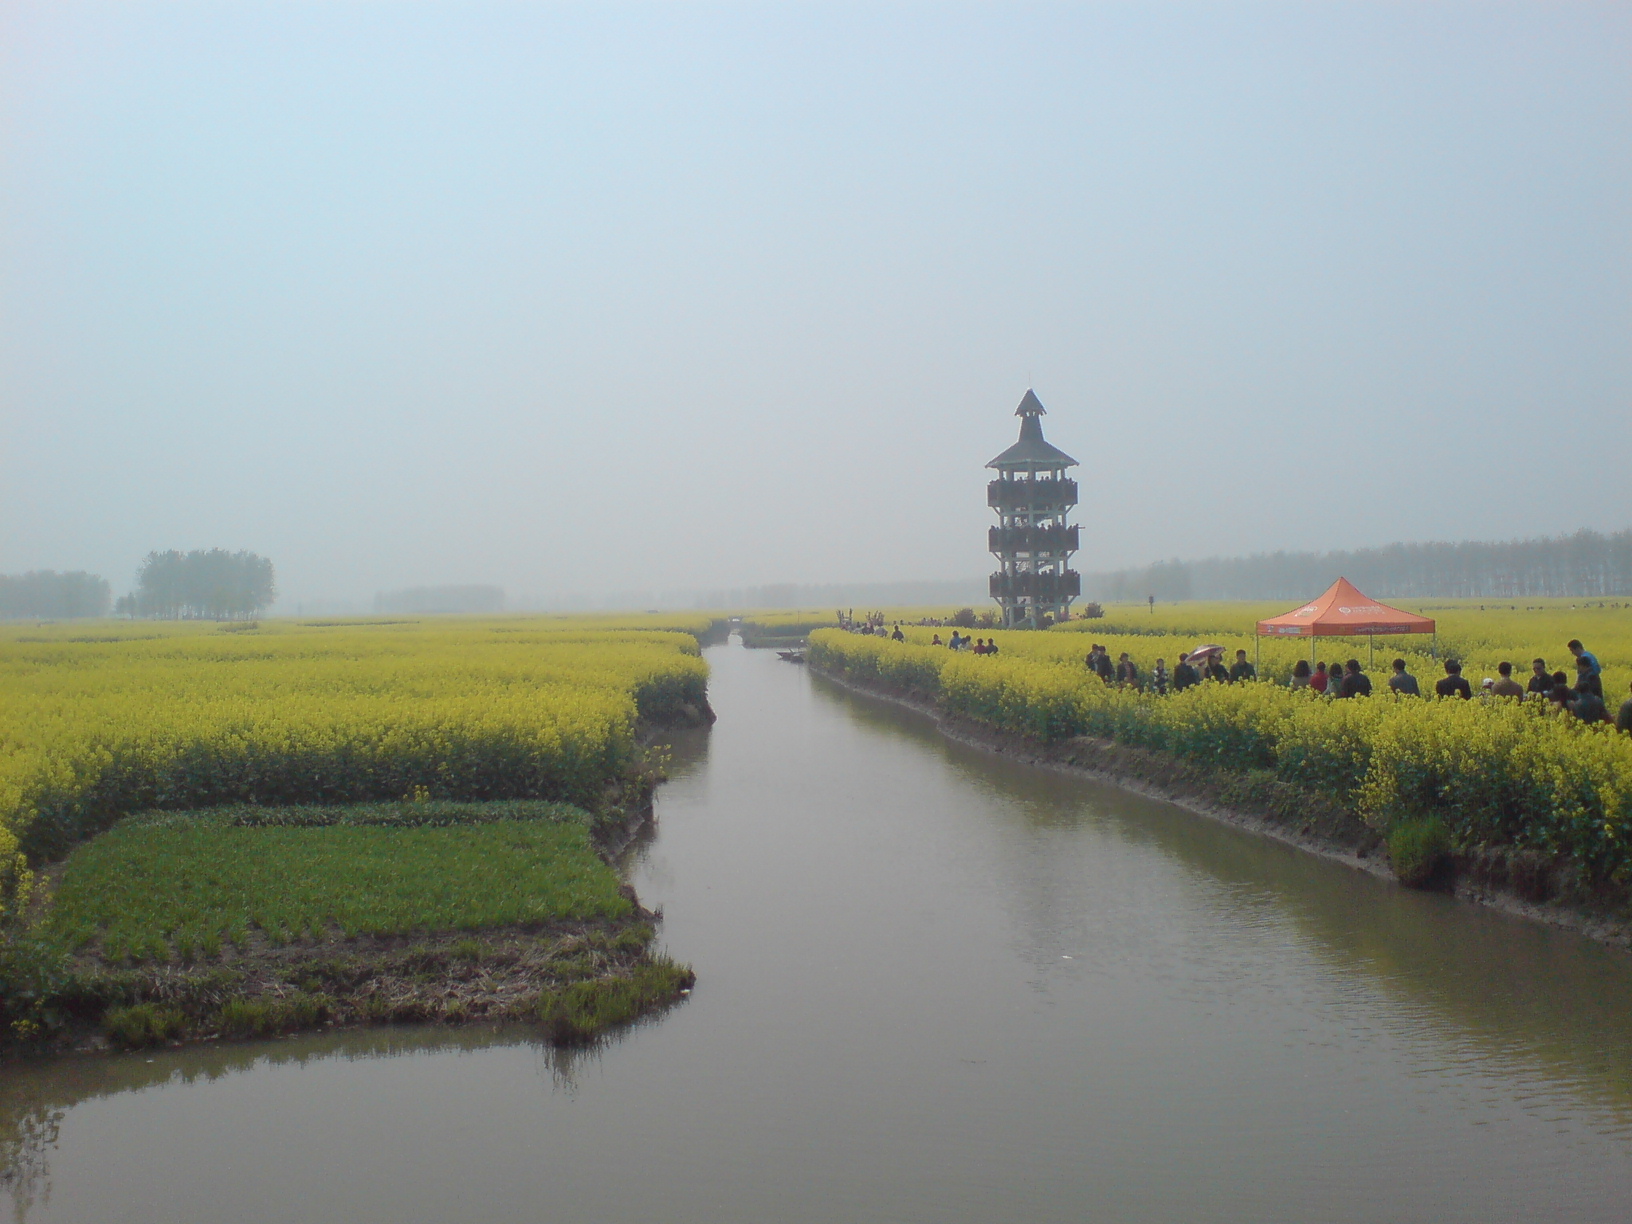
left=3, top=2, right=1628, bottom=610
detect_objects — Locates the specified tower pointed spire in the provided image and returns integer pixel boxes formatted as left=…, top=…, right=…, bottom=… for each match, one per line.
left=987, top=390, right=1077, bottom=471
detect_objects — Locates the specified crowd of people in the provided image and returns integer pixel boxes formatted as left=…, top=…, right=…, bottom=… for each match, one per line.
left=1079, top=643, right=1260, bottom=695
left=836, top=610, right=891, bottom=633
left=927, top=630, right=999, bottom=653
left=1074, top=636, right=1629, bottom=729
left=1363, top=638, right=1631, bottom=728
left=1079, top=637, right=1630, bottom=730
left=851, top=619, right=1632, bottom=731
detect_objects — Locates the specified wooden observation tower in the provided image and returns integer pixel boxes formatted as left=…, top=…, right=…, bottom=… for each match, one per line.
left=987, top=390, right=1080, bottom=628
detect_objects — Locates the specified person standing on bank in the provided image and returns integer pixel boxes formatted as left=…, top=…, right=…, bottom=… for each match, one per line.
left=1339, top=659, right=1372, bottom=698
left=1435, top=660, right=1473, bottom=699
left=1387, top=658, right=1420, bottom=696
left=1095, top=647, right=1115, bottom=684
left=1575, top=655, right=1604, bottom=699
left=1116, top=652, right=1140, bottom=688
left=1229, top=649, right=1256, bottom=683
left=1172, top=652, right=1200, bottom=692
left=1571, top=683, right=1609, bottom=725
left=1568, top=640, right=1601, bottom=686
left=1491, top=662, right=1526, bottom=699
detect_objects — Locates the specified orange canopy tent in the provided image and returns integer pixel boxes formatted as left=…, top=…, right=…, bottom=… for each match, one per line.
left=1255, top=577, right=1436, bottom=665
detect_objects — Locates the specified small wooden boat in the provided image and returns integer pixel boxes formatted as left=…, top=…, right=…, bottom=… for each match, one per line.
left=776, top=649, right=806, bottom=663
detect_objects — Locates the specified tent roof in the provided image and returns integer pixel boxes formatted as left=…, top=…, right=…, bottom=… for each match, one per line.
left=986, top=390, right=1078, bottom=471
left=1255, top=578, right=1436, bottom=637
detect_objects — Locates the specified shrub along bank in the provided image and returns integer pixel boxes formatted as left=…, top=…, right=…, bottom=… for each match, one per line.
left=809, top=630, right=1632, bottom=904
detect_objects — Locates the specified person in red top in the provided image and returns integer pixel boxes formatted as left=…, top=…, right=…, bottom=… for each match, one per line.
left=1309, top=661, right=1330, bottom=694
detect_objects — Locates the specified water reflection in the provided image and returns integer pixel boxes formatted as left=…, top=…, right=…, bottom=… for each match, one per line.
left=811, top=668, right=1632, bottom=1128
left=1, top=1019, right=672, bottom=1215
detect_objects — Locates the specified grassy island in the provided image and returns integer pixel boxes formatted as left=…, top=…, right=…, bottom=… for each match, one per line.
left=38, top=800, right=689, bottom=1049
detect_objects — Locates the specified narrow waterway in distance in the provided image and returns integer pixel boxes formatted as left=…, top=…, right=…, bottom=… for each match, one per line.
left=7, top=639, right=1632, bottom=1222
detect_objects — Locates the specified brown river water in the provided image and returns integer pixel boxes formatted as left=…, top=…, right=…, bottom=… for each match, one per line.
left=6, top=638, right=1632, bottom=1222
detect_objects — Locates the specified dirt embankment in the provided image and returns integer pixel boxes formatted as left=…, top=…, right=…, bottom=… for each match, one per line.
left=810, top=662, right=1632, bottom=951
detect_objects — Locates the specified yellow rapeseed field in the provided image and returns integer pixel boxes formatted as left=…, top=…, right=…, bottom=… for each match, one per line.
left=0, top=615, right=714, bottom=911
left=812, top=604, right=1632, bottom=882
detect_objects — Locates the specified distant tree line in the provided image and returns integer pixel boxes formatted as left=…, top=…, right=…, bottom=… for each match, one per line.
left=695, top=579, right=988, bottom=610
left=374, top=585, right=505, bottom=614
left=117, top=550, right=277, bottom=619
left=0, top=571, right=112, bottom=619
left=1085, top=528, right=1632, bottom=602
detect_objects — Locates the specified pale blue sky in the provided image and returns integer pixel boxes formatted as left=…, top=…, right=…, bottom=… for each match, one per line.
left=3, top=2, right=1628, bottom=607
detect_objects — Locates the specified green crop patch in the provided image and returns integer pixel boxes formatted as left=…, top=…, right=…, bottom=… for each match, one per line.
left=47, top=802, right=633, bottom=963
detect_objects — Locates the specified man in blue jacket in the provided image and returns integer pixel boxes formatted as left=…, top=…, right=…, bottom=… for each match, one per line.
left=1568, top=639, right=1601, bottom=684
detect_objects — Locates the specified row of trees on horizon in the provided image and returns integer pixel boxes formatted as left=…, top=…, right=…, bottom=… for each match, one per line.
left=1085, top=528, right=1632, bottom=603
left=114, top=550, right=277, bottom=620
left=1, top=553, right=276, bottom=621
left=6, top=527, right=1631, bottom=619
left=0, top=571, right=112, bottom=619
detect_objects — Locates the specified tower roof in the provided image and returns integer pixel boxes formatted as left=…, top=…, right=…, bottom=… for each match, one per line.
left=1015, top=388, right=1046, bottom=416
left=986, top=390, right=1078, bottom=471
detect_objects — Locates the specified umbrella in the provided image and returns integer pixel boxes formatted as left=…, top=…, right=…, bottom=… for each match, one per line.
left=1188, top=644, right=1225, bottom=661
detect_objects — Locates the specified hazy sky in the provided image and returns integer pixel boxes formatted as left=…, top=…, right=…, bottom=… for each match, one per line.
left=3, top=2, right=1628, bottom=608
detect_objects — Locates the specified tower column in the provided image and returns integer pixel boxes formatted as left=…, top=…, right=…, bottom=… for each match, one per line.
left=985, top=391, right=1080, bottom=628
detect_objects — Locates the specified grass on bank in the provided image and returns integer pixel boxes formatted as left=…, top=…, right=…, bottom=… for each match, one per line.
left=47, top=801, right=632, bottom=965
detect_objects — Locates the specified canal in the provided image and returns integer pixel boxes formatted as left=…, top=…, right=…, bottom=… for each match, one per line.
left=6, top=639, right=1632, bottom=1222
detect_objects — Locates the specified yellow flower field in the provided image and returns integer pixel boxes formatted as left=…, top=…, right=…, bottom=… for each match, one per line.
left=743, top=597, right=1632, bottom=701
left=0, top=615, right=714, bottom=911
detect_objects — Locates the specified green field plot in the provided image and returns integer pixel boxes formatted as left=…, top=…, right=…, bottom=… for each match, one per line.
left=48, top=802, right=633, bottom=964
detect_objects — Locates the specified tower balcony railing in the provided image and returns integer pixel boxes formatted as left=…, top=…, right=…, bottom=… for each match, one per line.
left=987, top=478, right=1078, bottom=510
left=989, top=525, right=1079, bottom=555
left=989, top=571, right=1081, bottom=600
